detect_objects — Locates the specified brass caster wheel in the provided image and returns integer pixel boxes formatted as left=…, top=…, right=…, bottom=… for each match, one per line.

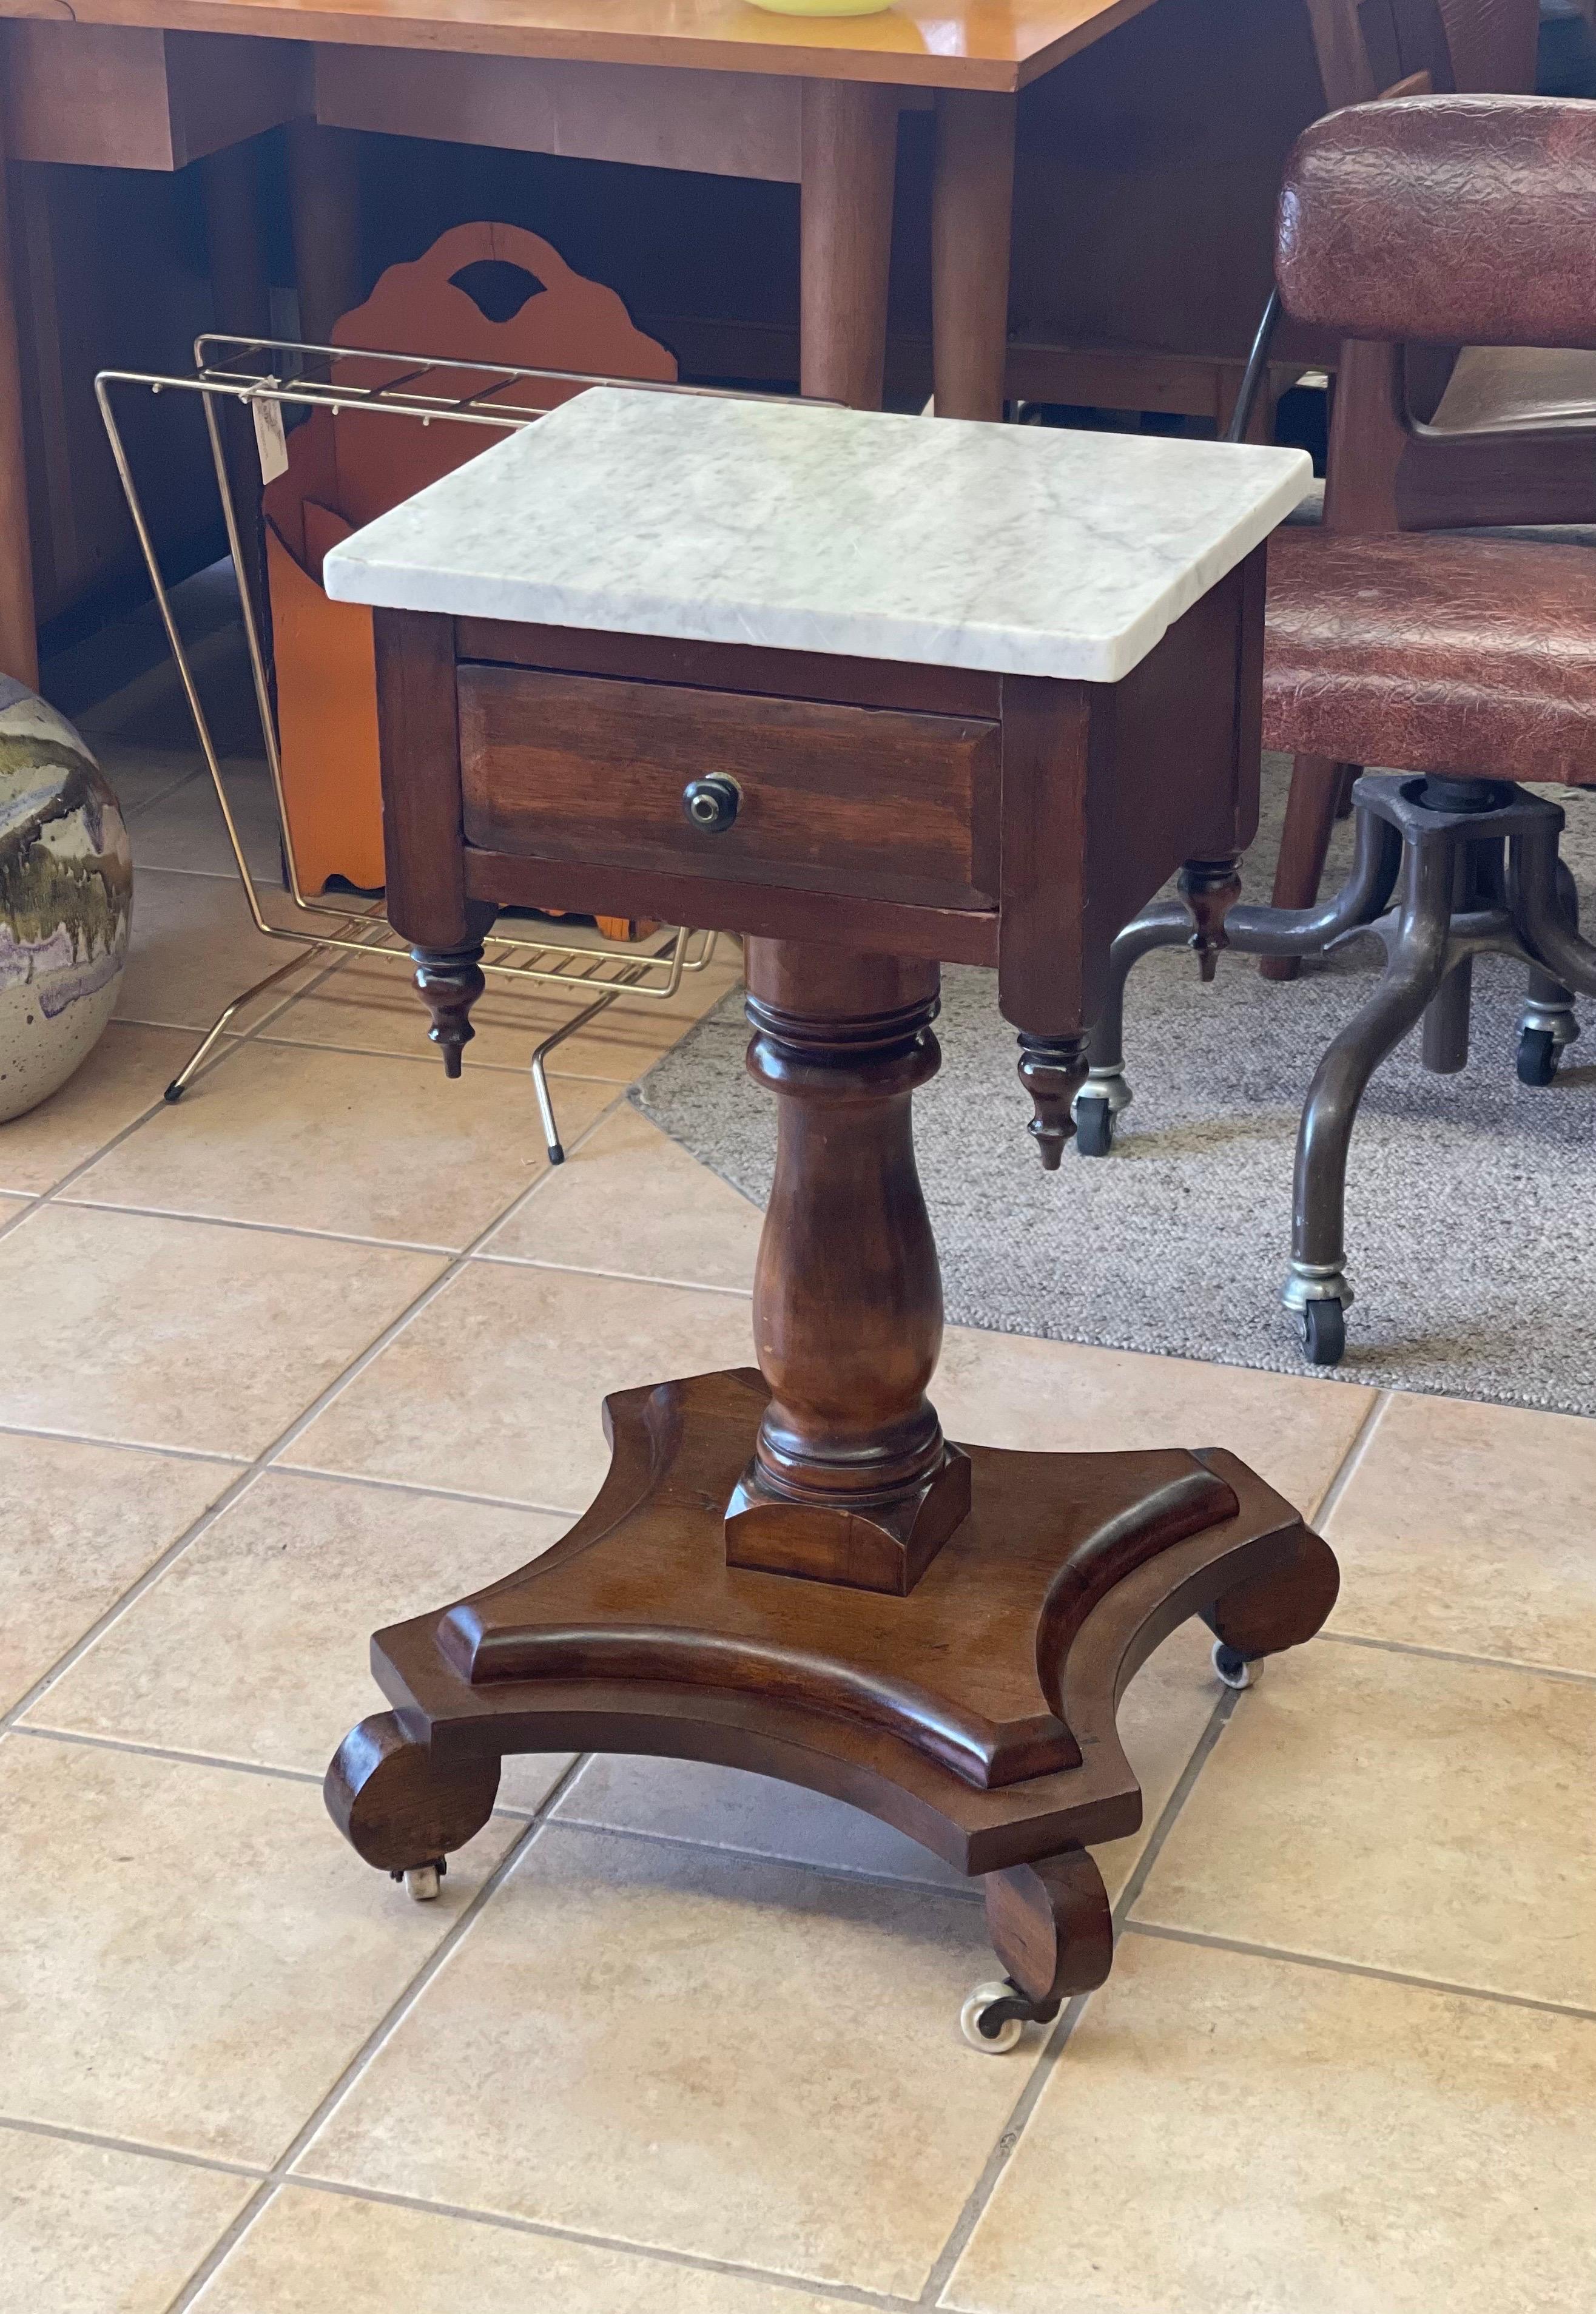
left=1211, top=1639, right=1259, bottom=1692
left=960, top=1979, right=1030, bottom=2054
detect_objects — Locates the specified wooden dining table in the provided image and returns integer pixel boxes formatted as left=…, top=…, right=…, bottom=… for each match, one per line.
left=0, top=0, right=1330, bottom=689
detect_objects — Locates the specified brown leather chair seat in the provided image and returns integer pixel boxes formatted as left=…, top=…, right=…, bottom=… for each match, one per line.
left=1263, top=527, right=1596, bottom=786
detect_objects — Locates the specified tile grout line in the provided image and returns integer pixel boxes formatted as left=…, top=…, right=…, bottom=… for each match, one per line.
left=1318, top=1627, right=1596, bottom=1687
left=915, top=1681, right=1241, bottom=2308
left=0, top=1463, right=278, bottom=1738
left=41, top=1191, right=758, bottom=1291
left=531, top=1813, right=986, bottom=1903
left=0, top=1418, right=587, bottom=1522
left=50, top=1193, right=463, bottom=1259
left=1, top=1082, right=633, bottom=1732
left=0, top=929, right=374, bottom=1246
left=0, top=1421, right=249, bottom=1469
left=244, top=1084, right=636, bottom=1479
left=1304, top=1388, right=1390, bottom=1528
left=158, top=1761, right=591, bottom=2314
left=1124, top=1919, right=1596, bottom=2026
left=0, top=2112, right=270, bottom=2186
left=250, top=1018, right=701, bottom=1085
left=249, top=1459, right=585, bottom=1519
left=275, top=2174, right=926, bottom=2313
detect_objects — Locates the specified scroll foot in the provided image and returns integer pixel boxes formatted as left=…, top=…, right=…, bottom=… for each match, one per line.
left=325, top=1711, right=500, bottom=1882
left=962, top=1843, right=1113, bottom=2050
left=1202, top=1522, right=1340, bottom=1676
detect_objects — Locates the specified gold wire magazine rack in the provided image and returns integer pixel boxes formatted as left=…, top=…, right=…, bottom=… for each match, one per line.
left=93, top=337, right=753, bottom=1162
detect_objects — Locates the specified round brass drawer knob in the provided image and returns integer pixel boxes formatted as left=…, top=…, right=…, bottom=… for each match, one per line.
left=682, top=775, right=741, bottom=833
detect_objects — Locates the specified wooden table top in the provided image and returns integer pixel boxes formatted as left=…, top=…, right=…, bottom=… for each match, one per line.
left=0, top=0, right=1159, bottom=92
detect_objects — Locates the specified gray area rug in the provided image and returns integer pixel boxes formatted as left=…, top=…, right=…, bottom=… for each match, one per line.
left=635, top=759, right=1596, bottom=1417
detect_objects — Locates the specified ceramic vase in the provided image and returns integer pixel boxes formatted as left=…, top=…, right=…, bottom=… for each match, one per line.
left=0, top=674, right=132, bottom=1122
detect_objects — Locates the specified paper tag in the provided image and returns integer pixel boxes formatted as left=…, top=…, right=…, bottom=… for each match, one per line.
left=251, top=394, right=289, bottom=485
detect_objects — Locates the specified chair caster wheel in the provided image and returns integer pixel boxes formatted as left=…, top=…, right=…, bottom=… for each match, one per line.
left=1074, top=1099, right=1116, bottom=1158
left=960, top=1980, right=1029, bottom=2054
left=1211, top=1639, right=1259, bottom=1691
left=393, top=1860, right=446, bottom=1903
left=1517, top=1026, right=1560, bottom=1087
left=1298, top=1297, right=1345, bottom=1366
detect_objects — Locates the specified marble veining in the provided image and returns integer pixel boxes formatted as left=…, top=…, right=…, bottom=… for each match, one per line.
left=324, top=388, right=1313, bottom=683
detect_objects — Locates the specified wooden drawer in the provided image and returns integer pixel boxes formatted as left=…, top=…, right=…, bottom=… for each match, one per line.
left=456, top=664, right=1000, bottom=909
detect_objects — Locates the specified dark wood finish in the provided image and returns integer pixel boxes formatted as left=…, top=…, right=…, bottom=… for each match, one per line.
left=455, top=618, right=1001, bottom=721
left=1179, top=855, right=1245, bottom=983
left=457, top=665, right=1000, bottom=911
left=463, top=848, right=1000, bottom=966
left=335, top=563, right=1340, bottom=2018
left=325, top=1708, right=500, bottom=1872
left=331, top=1368, right=1335, bottom=1880
left=0, top=101, right=36, bottom=689
left=985, top=1846, right=1114, bottom=2007
left=724, top=942, right=971, bottom=1596
left=997, top=552, right=1263, bottom=1038
left=799, top=78, right=897, bottom=410
left=372, top=609, right=497, bottom=950
left=412, top=945, right=488, bottom=1077
left=1015, top=1031, right=1091, bottom=1170
left=932, top=90, right=1016, bottom=423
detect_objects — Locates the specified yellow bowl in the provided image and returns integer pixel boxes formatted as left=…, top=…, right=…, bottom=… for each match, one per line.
left=746, top=0, right=894, bottom=15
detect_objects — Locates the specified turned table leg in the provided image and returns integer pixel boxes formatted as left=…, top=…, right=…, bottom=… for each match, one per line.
left=287, top=120, right=365, bottom=344
left=727, top=939, right=971, bottom=1592
left=931, top=90, right=1017, bottom=423
left=0, top=115, right=38, bottom=689
left=373, top=609, right=497, bottom=1068
left=800, top=81, right=898, bottom=410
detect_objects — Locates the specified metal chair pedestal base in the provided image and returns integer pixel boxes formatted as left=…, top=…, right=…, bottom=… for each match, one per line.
left=1077, top=774, right=1595, bottom=1365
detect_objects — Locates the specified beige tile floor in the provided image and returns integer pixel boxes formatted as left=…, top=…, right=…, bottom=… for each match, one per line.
left=5, top=758, right=1596, bottom=2313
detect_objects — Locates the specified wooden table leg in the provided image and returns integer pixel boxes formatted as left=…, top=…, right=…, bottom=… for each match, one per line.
left=799, top=79, right=898, bottom=410
left=725, top=938, right=971, bottom=1594
left=931, top=89, right=1016, bottom=423
left=0, top=116, right=39, bottom=689
left=286, top=119, right=364, bottom=345
left=202, top=138, right=272, bottom=619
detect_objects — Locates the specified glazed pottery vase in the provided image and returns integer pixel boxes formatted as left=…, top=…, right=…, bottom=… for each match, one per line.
left=0, top=675, right=132, bottom=1122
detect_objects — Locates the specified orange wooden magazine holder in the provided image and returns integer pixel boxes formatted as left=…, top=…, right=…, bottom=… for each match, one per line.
left=263, top=222, right=678, bottom=897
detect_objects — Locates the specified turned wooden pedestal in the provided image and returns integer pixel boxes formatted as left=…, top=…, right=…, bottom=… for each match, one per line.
left=329, top=933, right=1337, bottom=2034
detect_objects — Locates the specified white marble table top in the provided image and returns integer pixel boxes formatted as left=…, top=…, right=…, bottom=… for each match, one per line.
left=324, top=388, right=1311, bottom=685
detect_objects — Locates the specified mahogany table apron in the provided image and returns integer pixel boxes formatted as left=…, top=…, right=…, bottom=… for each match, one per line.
left=323, top=588, right=1339, bottom=2035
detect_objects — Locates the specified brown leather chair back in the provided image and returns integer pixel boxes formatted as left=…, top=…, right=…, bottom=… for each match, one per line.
left=1278, top=96, right=1596, bottom=350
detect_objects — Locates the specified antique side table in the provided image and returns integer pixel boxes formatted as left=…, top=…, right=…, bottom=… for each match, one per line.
left=321, top=388, right=1332, bottom=2048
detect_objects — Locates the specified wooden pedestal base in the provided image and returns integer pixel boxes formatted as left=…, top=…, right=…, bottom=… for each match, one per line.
left=328, top=1366, right=1337, bottom=2024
